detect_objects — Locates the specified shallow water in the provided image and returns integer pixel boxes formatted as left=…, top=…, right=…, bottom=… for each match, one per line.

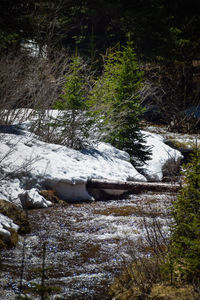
left=0, top=192, right=173, bottom=299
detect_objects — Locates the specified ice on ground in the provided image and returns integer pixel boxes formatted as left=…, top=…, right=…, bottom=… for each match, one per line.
left=0, top=122, right=182, bottom=207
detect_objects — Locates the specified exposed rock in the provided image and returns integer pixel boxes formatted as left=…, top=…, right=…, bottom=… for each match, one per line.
left=0, top=199, right=30, bottom=233
left=0, top=212, right=19, bottom=249
left=19, top=188, right=52, bottom=209
left=162, top=157, right=181, bottom=180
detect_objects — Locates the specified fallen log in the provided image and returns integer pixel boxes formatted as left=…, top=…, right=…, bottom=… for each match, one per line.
left=86, top=179, right=181, bottom=193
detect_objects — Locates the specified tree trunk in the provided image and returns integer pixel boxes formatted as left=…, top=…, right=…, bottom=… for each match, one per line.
left=86, top=179, right=181, bottom=193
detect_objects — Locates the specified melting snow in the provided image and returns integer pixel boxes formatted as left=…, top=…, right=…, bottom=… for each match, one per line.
left=0, top=117, right=182, bottom=210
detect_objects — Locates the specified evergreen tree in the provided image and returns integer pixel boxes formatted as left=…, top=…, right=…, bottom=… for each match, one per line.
left=89, top=41, right=150, bottom=166
left=170, top=149, right=200, bottom=282
left=53, top=55, right=94, bottom=149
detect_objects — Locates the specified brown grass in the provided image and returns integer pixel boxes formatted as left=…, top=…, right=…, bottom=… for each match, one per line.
left=94, top=205, right=163, bottom=218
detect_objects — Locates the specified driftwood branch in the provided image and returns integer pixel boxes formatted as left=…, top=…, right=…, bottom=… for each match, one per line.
left=86, top=179, right=181, bottom=193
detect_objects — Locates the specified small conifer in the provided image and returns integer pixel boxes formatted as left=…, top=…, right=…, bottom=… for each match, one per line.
left=170, top=149, right=200, bottom=282
left=89, top=40, right=150, bottom=166
left=53, top=55, right=93, bottom=149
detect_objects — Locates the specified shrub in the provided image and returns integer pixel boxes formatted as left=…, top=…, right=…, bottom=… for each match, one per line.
left=0, top=49, right=67, bottom=126
left=141, top=62, right=199, bottom=133
left=109, top=153, right=200, bottom=299
left=169, top=149, right=200, bottom=283
left=109, top=258, right=199, bottom=300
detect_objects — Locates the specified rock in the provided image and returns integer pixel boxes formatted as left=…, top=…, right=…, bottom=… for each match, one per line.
left=19, top=188, right=52, bottom=209
left=0, top=213, right=19, bottom=248
left=0, top=199, right=30, bottom=234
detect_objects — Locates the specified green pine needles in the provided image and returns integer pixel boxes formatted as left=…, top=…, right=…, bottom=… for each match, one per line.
left=53, top=55, right=94, bottom=149
left=169, top=149, right=200, bottom=282
left=89, top=41, right=150, bottom=166
left=57, top=56, right=87, bottom=111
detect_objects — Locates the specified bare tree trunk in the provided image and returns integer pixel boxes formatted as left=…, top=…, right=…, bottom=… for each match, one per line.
left=86, top=179, right=181, bottom=193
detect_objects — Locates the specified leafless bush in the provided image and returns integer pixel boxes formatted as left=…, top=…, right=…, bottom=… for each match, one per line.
left=140, top=62, right=200, bottom=132
left=30, top=56, right=97, bottom=148
left=0, top=49, right=69, bottom=125
left=0, top=48, right=97, bottom=150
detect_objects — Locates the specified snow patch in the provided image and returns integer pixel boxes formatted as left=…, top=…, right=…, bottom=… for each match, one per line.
left=141, top=131, right=183, bottom=181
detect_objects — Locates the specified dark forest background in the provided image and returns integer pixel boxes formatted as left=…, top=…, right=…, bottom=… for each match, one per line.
left=1, top=0, right=200, bottom=132
left=1, top=0, right=200, bottom=62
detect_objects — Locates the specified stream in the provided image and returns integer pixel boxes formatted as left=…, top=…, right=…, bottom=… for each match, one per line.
left=0, top=192, right=173, bottom=299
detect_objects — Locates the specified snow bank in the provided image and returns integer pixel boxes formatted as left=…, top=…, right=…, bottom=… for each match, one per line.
left=0, top=124, right=182, bottom=207
left=0, top=130, right=145, bottom=206
left=141, top=131, right=183, bottom=181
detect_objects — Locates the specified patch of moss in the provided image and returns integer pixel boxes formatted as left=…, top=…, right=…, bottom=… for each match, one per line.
left=94, top=206, right=135, bottom=217
left=0, top=199, right=30, bottom=234
left=80, top=243, right=101, bottom=262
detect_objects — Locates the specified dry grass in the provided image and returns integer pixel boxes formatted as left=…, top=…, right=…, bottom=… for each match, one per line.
left=109, top=258, right=199, bottom=300
left=94, top=204, right=163, bottom=218
left=150, top=284, right=199, bottom=300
